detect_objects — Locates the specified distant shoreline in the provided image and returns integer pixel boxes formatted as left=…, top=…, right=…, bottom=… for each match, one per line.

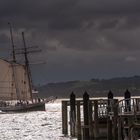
left=55, top=96, right=140, bottom=102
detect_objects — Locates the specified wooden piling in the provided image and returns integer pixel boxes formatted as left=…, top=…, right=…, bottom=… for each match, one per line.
left=107, top=91, right=113, bottom=140
left=107, top=117, right=112, bottom=140
left=83, top=91, right=90, bottom=140
left=77, top=101, right=82, bottom=140
left=113, top=99, right=118, bottom=140
left=124, top=89, right=131, bottom=112
left=70, top=92, right=76, bottom=137
left=89, top=100, right=94, bottom=140
left=62, top=101, right=68, bottom=135
left=94, top=100, right=99, bottom=139
left=118, top=117, right=123, bottom=140
left=108, top=90, right=113, bottom=113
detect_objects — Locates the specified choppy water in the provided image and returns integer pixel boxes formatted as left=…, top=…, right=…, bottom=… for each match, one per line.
left=1, top=97, right=140, bottom=140
left=0, top=101, right=74, bottom=140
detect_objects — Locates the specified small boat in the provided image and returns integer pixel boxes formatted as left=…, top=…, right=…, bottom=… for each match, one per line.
left=0, top=23, right=45, bottom=112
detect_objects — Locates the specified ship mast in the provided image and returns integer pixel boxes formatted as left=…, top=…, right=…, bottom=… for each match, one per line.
left=8, top=22, right=21, bottom=100
left=8, top=22, right=16, bottom=62
left=22, top=32, right=33, bottom=102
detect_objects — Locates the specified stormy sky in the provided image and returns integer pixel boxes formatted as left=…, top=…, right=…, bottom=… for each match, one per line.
left=0, top=0, right=140, bottom=85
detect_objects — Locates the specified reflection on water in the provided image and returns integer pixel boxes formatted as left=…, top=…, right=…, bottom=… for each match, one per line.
left=0, top=102, right=75, bottom=140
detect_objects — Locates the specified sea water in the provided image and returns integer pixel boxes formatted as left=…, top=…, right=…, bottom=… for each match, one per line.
left=0, top=101, right=75, bottom=140
left=1, top=97, right=140, bottom=140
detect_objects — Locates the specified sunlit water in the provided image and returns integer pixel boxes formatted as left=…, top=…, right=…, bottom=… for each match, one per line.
left=0, top=101, right=75, bottom=140
left=1, top=97, right=140, bottom=140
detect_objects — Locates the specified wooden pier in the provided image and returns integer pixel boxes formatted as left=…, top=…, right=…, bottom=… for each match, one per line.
left=61, top=90, right=140, bottom=140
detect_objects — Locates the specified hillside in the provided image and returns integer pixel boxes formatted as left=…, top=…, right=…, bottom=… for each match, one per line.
left=37, top=75, right=140, bottom=98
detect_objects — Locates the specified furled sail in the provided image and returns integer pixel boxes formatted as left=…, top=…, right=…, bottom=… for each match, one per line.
left=0, top=59, right=31, bottom=100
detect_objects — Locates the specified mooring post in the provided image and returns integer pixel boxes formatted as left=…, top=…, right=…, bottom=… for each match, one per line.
left=70, top=92, right=76, bottom=137
left=108, top=90, right=114, bottom=112
left=107, top=90, right=113, bottom=140
left=83, top=91, right=90, bottom=140
left=107, top=118, right=112, bottom=140
left=124, top=90, right=131, bottom=138
left=118, top=117, right=123, bottom=140
left=77, top=100, right=82, bottom=140
left=136, top=98, right=139, bottom=112
left=94, top=100, right=99, bottom=139
left=113, top=99, right=118, bottom=140
left=89, top=100, right=94, bottom=140
left=124, top=89, right=131, bottom=112
left=62, top=101, right=68, bottom=135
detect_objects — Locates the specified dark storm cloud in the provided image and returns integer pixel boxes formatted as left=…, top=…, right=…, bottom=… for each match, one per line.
left=1, top=0, right=140, bottom=84
left=0, top=34, right=9, bottom=43
left=0, top=0, right=139, bottom=51
left=0, top=0, right=140, bottom=30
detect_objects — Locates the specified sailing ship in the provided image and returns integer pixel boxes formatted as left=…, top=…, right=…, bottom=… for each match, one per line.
left=0, top=23, right=45, bottom=112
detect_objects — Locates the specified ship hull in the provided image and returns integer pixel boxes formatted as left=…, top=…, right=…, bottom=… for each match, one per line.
left=0, top=102, right=46, bottom=112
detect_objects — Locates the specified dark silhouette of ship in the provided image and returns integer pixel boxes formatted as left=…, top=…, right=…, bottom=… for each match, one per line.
left=0, top=23, right=46, bottom=112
